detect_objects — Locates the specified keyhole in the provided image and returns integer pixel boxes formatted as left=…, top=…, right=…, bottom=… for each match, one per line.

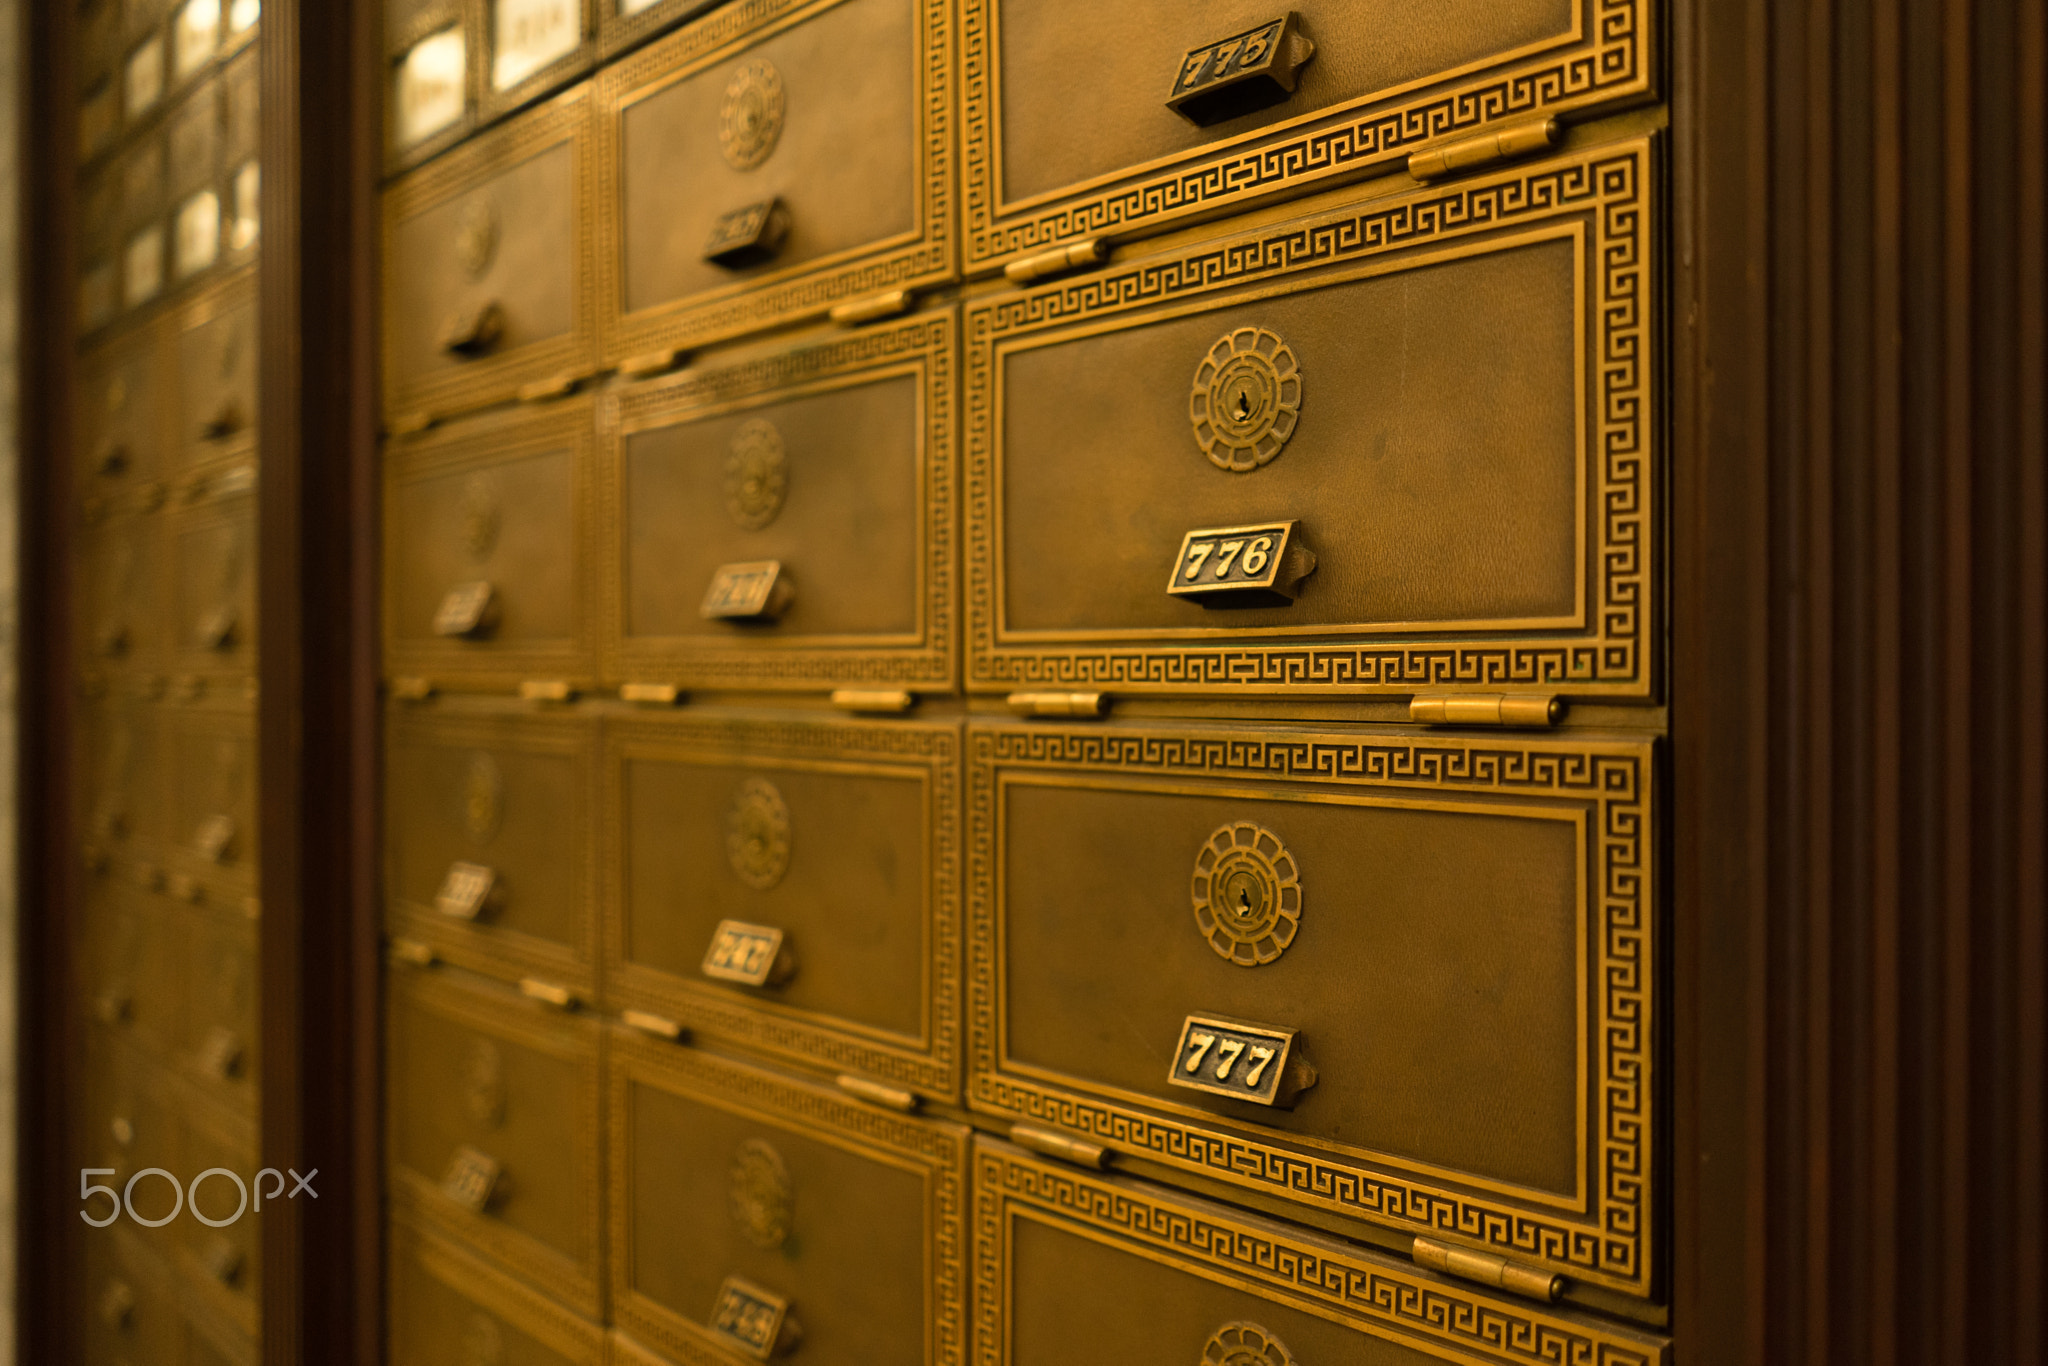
left=1235, top=391, right=1253, bottom=420
left=1236, top=886, right=1254, bottom=919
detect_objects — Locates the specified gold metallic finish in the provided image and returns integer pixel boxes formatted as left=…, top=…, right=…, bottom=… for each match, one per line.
left=835, top=1073, right=919, bottom=1113
left=617, top=346, right=684, bottom=379
left=700, top=560, right=796, bottom=622
left=439, top=300, right=506, bottom=357
left=391, top=411, right=436, bottom=437
left=389, top=1215, right=607, bottom=1366
left=434, top=861, right=498, bottom=921
left=718, top=58, right=785, bottom=171
left=618, top=681, right=682, bottom=705
left=391, top=938, right=440, bottom=968
left=708, top=1276, right=800, bottom=1360
left=1413, top=1236, right=1566, bottom=1303
left=456, top=198, right=501, bottom=278
left=1191, top=327, right=1301, bottom=472
left=392, top=676, right=436, bottom=701
left=728, top=1138, right=795, bottom=1250
left=1008, top=1121, right=1109, bottom=1170
left=1409, top=116, right=1563, bottom=181
left=1000, top=238, right=1108, bottom=286
left=516, top=976, right=579, bottom=1010
left=701, top=919, right=797, bottom=988
left=725, top=778, right=792, bottom=890
left=1410, top=693, right=1567, bottom=727
left=516, top=373, right=582, bottom=403
left=1167, top=521, right=1317, bottom=607
left=621, top=1009, right=684, bottom=1041
left=433, top=580, right=497, bottom=638
left=1190, top=823, right=1301, bottom=966
left=828, top=287, right=915, bottom=326
left=1005, top=691, right=1106, bottom=718
left=464, top=752, right=504, bottom=842
left=723, top=417, right=788, bottom=531
left=441, top=1145, right=503, bottom=1213
left=517, top=679, right=577, bottom=701
left=1165, top=14, right=1316, bottom=128
left=831, top=688, right=915, bottom=713
left=1166, top=1014, right=1314, bottom=1109
left=703, top=197, right=792, bottom=270
left=1201, top=1323, right=1297, bottom=1366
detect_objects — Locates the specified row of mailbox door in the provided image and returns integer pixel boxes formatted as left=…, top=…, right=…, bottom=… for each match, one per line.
left=380, top=128, right=1659, bottom=702
left=378, top=700, right=1660, bottom=1306
left=379, top=965, right=1672, bottom=1363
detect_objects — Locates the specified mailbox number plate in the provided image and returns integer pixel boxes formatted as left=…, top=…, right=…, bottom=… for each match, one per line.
left=435, top=861, right=497, bottom=920
left=1167, top=521, right=1299, bottom=598
left=1168, top=1014, right=1299, bottom=1107
left=709, top=1275, right=791, bottom=1360
left=441, top=1144, right=501, bottom=1213
left=702, top=919, right=787, bottom=987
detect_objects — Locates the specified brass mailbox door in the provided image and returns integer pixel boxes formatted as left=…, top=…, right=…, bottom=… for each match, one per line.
left=608, top=1035, right=968, bottom=1365
left=386, top=965, right=604, bottom=1317
left=963, top=0, right=1656, bottom=272
left=385, top=702, right=599, bottom=991
left=80, top=507, right=167, bottom=675
left=967, top=719, right=1656, bottom=1301
left=967, top=135, right=1656, bottom=700
left=383, top=83, right=596, bottom=421
left=975, top=1141, right=1668, bottom=1366
left=79, top=327, right=167, bottom=489
left=168, top=475, right=258, bottom=680
left=602, top=309, right=957, bottom=692
left=390, top=1213, right=605, bottom=1365
left=172, top=275, right=258, bottom=467
left=605, top=711, right=961, bottom=1101
left=595, top=0, right=957, bottom=357
left=384, top=401, right=596, bottom=690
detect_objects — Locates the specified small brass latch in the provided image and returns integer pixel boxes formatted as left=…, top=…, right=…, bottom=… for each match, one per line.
left=621, top=1009, right=684, bottom=1042
left=1003, top=238, right=1109, bottom=286
left=1010, top=1121, right=1109, bottom=1170
left=519, top=679, right=578, bottom=703
left=390, top=676, right=436, bottom=702
left=518, top=977, right=580, bottom=1011
left=1413, top=1236, right=1564, bottom=1303
left=389, top=937, right=438, bottom=968
left=517, top=372, right=582, bottom=404
left=1407, top=116, right=1562, bottom=181
left=831, top=688, right=915, bottom=714
left=830, top=288, right=915, bottom=326
left=619, top=682, right=683, bottom=706
left=389, top=411, right=435, bottom=438
left=1007, top=691, right=1108, bottom=718
left=1409, top=694, right=1565, bottom=727
left=836, top=1073, right=920, bottom=1113
left=618, top=348, right=684, bottom=380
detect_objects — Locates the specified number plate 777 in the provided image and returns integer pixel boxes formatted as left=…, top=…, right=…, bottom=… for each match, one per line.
left=1166, top=1013, right=1312, bottom=1108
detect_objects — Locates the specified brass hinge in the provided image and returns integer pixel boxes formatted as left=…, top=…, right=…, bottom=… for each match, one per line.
left=621, top=1009, right=684, bottom=1041
left=1407, top=116, right=1561, bottom=181
left=390, top=676, right=436, bottom=702
left=1412, top=1237, right=1564, bottom=1302
left=1009, top=1121, right=1108, bottom=1170
left=831, top=688, right=915, bottom=714
left=1003, top=238, right=1110, bottom=285
left=519, top=679, right=578, bottom=703
left=389, top=411, right=435, bottom=438
left=517, top=372, right=584, bottom=404
left=836, top=1074, right=920, bottom=1113
left=619, top=682, right=683, bottom=706
left=1409, top=693, right=1564, bottom=727
left=389, top=938, right=438, bottom=969
left=518, top=977, right=581, bottom=1011
left=830, top=288, right=914, bottom=327
left=1007, top=691, right=1107, bottom=719
left=617, top=347, right=685, bottom=380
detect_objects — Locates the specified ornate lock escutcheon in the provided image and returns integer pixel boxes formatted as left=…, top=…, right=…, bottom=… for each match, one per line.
left=704, top=198, right=792, bottom=270
left=702, top=919, right=797, bottom=988
left=701, top=561, right=795, bottom=623
left=1191, top=327, right=1302, bottom=471
left=441, top=1144, right=502, bottom=1213
left=1167, top=521, right=1317, bottom=607
left=1166, top=13, right=1316, bottom=127
left=728, top=1138, right=793, bottom=1250
left=434, top=580, right=498, bottom=638
left=435, top=861, right=499, bottom=920
left=709, top=1275, right=802, bottom=1360
left=1202, top=1322, right=1297, bottom=1366
left=1168, top=1014, right=1316, bottom=1109
left=1191, top=822, right=1302, bottom=965
left=727, top=776, right=791, bottom=889
left=726, top=418, right=789, bottom=531
left=720, top=59, right=786, bottom=171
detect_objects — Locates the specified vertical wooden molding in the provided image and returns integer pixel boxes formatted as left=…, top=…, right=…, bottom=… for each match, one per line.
left=257, top=0, right=383, bottom=1360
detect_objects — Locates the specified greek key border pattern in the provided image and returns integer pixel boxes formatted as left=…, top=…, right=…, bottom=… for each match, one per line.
left=609, top=1035, right=968, bottom=1366
left=965, top=141, right=1652, bottom=697
left=600, top=311, right=958, bottom=691
left=974, top=1148, right=1667, bottom=1366
left=960, top=0, right=1650, bottom=266
left=595, top=0, right=958, bottom=359
left=602, top=714, right=962, bottom=1097
left=965, top=724, right=1653, bottom=1296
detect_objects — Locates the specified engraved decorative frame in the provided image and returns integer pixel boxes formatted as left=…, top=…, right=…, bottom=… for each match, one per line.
left=966, top=136, right=1656, bottom=699
left=390, top=1211, right=607, bottom=1363
left=603, top=712, right=962, bottom=1100
left=384, top=704, right=600, bottom=993
left=608, top=1034, right=968, bottom=1366
left=594, top=0, right=958, bottom=358
left=382, top=398, right=600, bottom=690
left=600, top=309, right=958, bottom=692
left=380, top=82, right=598, bottom=421
left=966, top=722, right=1657, bottom=1299
left=973, top=1142, right=1669, bottom=1366
left=961, top=0, right=1655, bottom=271
left=386, top=967, right=606, bottom=1320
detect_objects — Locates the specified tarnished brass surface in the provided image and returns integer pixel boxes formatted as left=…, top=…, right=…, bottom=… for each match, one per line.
left=966, top=719, right=1657, bottom=1298
left=595, top=0, right=958, bottom=357
left=386, top=965, right=604, bottom=1316
left=384, top=701, right=599, bottom=991
left=963, top=0, right=1656, bottom=271
left=384, top=401, right=597, bottom=690
left=967, top=136, right=1657, bottom=698
left=607, top=1032, right=969, bottom=1365
left=389, top=1212, right=605, bottom=1366
left=382, top=83, right=597, bottom=421
left=601, top=309, right=957, bottom=692
left=974, top=1140, right=1669, bottom=1365
left=605, top=711, right=962, bottom=1100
